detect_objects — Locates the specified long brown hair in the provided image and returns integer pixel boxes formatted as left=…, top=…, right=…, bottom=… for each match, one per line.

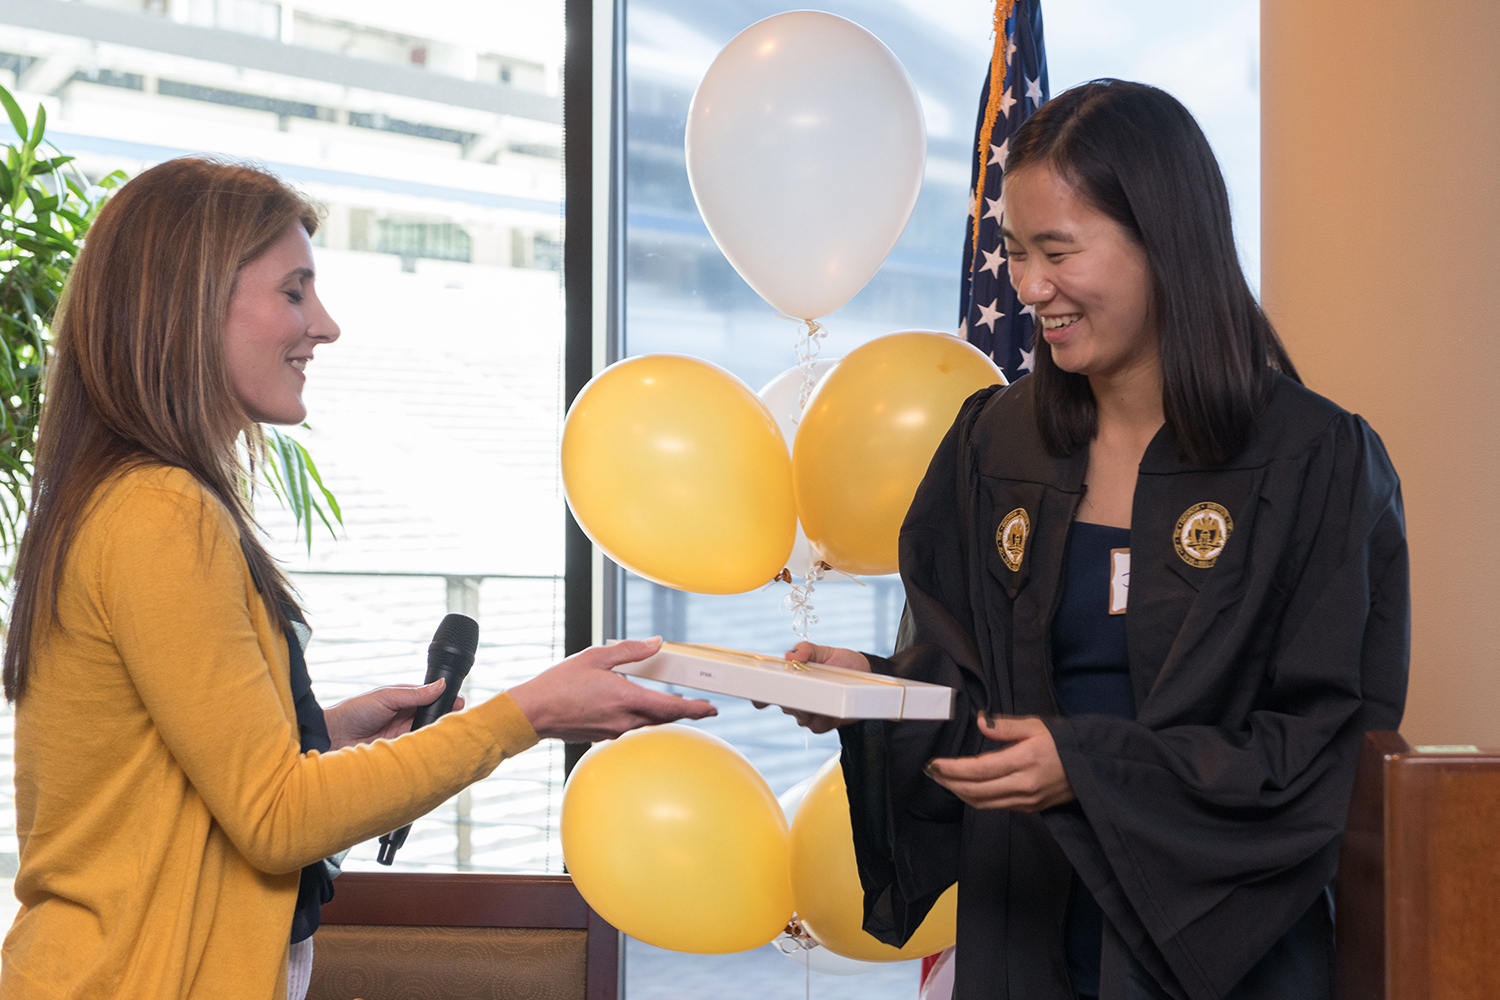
left=4, top=157, right=319, bottom=701
left=1009, top=80, right=1298, bottom=465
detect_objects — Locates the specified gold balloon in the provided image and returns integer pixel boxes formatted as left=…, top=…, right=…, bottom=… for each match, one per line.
left=792, top=332, right=1004, bottom=576
left=562, top=354, right=796, bottom=594
left=790, top=755, right=957, bottom=961
left=561, top=725, right=795, bottom=954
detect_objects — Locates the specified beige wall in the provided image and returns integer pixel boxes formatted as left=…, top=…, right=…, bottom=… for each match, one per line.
left=1261, top=2, right=1500, bottom=744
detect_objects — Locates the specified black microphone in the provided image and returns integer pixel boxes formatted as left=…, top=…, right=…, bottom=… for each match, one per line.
left=376, top=613, right=480, bottom=865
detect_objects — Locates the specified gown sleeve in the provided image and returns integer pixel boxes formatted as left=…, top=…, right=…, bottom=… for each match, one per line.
left=1042, top=412, right=1409, bottom=1000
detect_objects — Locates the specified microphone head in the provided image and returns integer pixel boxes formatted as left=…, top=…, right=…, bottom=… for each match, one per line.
left=430, top=613, right=479, bottom=675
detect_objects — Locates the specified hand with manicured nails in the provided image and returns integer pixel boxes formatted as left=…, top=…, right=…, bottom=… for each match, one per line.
left=508, top=637, right=717, bottom=742
left=926, top=714, right=1075, bottom=812
left=324, top=680, right=466, bottom=749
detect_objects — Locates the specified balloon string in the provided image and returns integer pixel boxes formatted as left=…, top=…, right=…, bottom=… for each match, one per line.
left=819, top=562, right=866, bottom=587
left=785, top=560, right=826, bottom=640
left=773, top=917, right=817, bottom=997
left=778, top=313, right=826, bottom=642
left=791, top=316, right=827, bottom=414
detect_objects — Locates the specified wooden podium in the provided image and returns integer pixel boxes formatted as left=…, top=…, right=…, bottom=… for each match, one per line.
left=1336, top=732, right=1500, bottom=999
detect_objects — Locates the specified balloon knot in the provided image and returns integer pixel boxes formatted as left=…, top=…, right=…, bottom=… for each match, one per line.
left=762, top=568, right=794, bottom=591
left=777, top=917, right=819, bottom=953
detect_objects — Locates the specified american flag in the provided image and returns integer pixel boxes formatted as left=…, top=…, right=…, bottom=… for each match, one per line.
left=958, top=0, right=1049, bottom=382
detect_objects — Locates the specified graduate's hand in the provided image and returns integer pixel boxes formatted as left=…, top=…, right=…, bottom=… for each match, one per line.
left=508, top=638, right=717, bottom=742
left=324, top=680, right=465, bottom=749
left=752, top=641, right=872, bottom=734
left=926, top=714, right=1076, bottom=812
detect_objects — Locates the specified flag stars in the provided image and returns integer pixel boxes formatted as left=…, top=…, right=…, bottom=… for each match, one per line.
left=980, top=245, right=1005, bottom=278
left=976, top=299, right=1004, bottom=331
left=969, top=31, right=1041, bottom=380
left=989, top=138, right=1008, bottom=170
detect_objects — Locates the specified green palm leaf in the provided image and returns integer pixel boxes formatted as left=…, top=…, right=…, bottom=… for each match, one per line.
left=261, top=426, right=344, bottom=552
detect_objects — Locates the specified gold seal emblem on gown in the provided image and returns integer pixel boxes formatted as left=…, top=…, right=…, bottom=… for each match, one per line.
left=996, top=508, right=1030, bottom=571
left=1174, top=502, right=1233, bottom=568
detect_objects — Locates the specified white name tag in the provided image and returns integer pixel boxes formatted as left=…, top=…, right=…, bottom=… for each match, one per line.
left=1109, top=548, right=1130, bottom=615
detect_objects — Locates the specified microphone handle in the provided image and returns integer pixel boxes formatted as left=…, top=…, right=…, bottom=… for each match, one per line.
left=376, top=824, right=411, bottom=864
left=408, top=664, right=467, bottom=731
left=376, top=666, right=470, bottom=865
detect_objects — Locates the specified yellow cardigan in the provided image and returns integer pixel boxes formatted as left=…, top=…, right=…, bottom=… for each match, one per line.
left=1, top=465, right=540, bottom=999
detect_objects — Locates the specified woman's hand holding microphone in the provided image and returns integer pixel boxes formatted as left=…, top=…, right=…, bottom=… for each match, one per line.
left=330, top=638, right=715, bottom=749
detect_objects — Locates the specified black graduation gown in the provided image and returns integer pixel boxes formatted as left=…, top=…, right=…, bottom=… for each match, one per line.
left=838, top=373, right=1409, bottom=1000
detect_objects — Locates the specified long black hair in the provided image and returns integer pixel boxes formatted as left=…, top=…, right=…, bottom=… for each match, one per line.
left=1008, top=79, right=1297, bottom=465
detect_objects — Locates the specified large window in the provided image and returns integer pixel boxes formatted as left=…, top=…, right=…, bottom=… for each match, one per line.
left=0, top=0, right=569, bottom=880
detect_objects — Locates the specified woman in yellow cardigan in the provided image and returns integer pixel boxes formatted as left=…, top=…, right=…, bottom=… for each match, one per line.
left=0, top=158, right=712, bottom=1000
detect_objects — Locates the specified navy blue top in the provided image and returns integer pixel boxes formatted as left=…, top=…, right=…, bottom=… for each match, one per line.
left=240, top=543, right=335, bottom=945
left=1050, top=521, right=1134, bottom=998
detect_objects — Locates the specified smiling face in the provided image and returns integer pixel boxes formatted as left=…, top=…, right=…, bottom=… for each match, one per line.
left=1001, top=163, right=1158, bottom=385
left=222, top=223, right=340, bottom=425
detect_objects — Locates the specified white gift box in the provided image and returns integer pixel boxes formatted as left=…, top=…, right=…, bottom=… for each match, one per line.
left=611, top=641, right=954, bottom=721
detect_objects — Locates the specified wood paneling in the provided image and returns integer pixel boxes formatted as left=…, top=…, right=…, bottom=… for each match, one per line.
left=1335, top=731, right=1405, bottom=1000
left=314, top=871, right=619, bottom=1000
left=321, top=872, right=590, bottom=928
left=1336, top=733, right=1500, bottom=999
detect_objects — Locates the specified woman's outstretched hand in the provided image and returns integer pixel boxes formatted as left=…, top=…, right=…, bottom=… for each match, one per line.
left=759, top=641, right=873, bottom=734
left=507, top=637, right=717, bottom=742
left=324, top=679, right=464, bottom=749
left=925, top=714, right=1075, bottom=812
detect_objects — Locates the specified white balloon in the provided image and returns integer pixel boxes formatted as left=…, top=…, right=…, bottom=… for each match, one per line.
left=759, top=361, right=838, bottom=580
left=686, top=12, right=926, bottom=321
left=758, top=360, right=840, bottom=443
left=776, top=775, right=816, bottom=825
left=775, top=752, right=839, bottom=824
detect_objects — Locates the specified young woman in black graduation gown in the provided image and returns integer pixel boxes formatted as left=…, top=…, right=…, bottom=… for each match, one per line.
left=782, top=81, right=1409, bottom=1000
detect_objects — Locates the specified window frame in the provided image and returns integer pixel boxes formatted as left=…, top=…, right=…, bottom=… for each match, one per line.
left=562, top=0, right=626, bottom=775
